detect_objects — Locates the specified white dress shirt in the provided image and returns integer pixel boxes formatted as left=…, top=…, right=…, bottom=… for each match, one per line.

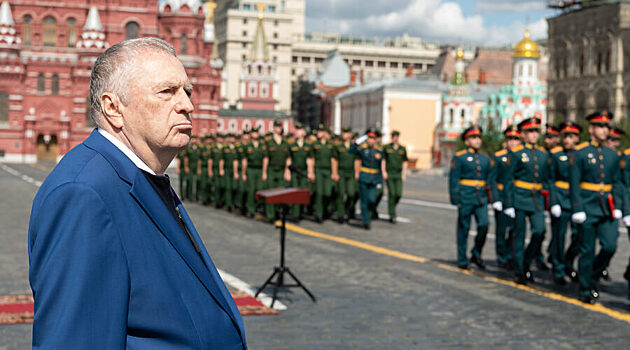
left=97, top=128, right=156, bottom=175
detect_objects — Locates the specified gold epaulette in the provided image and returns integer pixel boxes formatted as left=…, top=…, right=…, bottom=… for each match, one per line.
left=624, top=148, right=630, bottom=155
left=455, top=149, right=468, bottom=156
left=511, top=145, right=524, bottom=152
left=536, top=146, right=546, bottom=152
left=575, top=142, right=589, bottom=150
left=551, top=146, right=563, bottom=154
left=495, top=149, right=508, bottom=156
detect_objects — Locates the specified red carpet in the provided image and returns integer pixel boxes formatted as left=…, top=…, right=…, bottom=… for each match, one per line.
left=0, top=291, right=277, bottom=325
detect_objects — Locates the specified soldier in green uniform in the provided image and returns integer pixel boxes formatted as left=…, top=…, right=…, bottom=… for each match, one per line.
left=349, top=129, right=385, bottom=230
left=288, top=123, right=312, bottom=221
left=547, top=121, right=582, bottom=285
left=622, top=137, right=630, bottom=299
left=492, top=125, right=521, bottom=270
left=176, top=147, right=188, bottom=199
left=264, top=119, right=291, bottom=221
left=210, top=133, right=225, bottom=208
left=383, top=130, right=408, bottom=223
left=242, top=126, right=268, bottom=218
left=607, top=126, right=625, bottom=151
left=570, top=110, right=628, bottom=304
left=307, top=124, right=339, bottom=223
left=235, top=130, right=250, bottom=215
left=449, top=126, right=496, bottom=269
left=372, top=130, right=384, bottom=220
left=334, top=127, right=359, bottom=223
left=503, top=117, right=550, bottom=285
left=221, top=133, right=240, bottom=212
left=185, top=134, right=201, bottom=201
left=198, top=135, right=212, bottom=205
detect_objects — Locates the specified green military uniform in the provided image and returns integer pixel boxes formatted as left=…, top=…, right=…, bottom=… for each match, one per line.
left=265, top=124, right=290, bottom=220
left=310, top=134, right=337, bottom=222
left=335, top=137, right=359, bottom=222
left=349, top=131, right=383, bottom=229
left=177, top=149, right=187, bottom=199
left=383, top=139, right=408, bottom=222
left=504, top=118, right=550, bottom=283
left=243, top=137, right=267, bottom=216
left=234, top=137, right=246, bottom=213
left=186, top=142, right=201, bottom=201
left=492, top=146, right=514, bottom=268
left=199, top=139, right=212, bottom=204
left=289, top=134, right=312, bottom=220
left=570, top=111, right=626, bottom=302
left=623, top=147, right=630, bottom=297
left=449, top=126, right=494, bottom=269
left=222, top=138, right=239, bottom=210
left=211, top=139, right=224, bottom=207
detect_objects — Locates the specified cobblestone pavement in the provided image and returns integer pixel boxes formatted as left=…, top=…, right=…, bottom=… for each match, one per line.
left=1, top=163, right=630, bottom=349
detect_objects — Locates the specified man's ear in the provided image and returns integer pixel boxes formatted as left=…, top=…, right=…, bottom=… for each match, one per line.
left=100, top=92, right=124, bottom=129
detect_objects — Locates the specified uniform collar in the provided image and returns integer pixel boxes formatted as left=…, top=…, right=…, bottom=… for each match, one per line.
left=590, top=140, right=602, bottom=148
left=525, top=143, right=534, bottom=149
left=467, top=147, right=477, bottom=153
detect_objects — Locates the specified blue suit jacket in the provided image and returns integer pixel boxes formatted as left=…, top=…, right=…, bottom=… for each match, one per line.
left=28, top=130, right=248, bottom=349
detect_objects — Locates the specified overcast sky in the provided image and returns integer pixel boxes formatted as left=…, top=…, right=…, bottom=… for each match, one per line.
left=305, top=0, right=557, bottom=46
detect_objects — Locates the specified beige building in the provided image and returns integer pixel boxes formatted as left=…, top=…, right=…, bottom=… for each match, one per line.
left=336, top=77, right=445, bottom=169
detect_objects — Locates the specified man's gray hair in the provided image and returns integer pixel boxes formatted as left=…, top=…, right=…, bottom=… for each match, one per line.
left=88, top=37, right=177, bottom=126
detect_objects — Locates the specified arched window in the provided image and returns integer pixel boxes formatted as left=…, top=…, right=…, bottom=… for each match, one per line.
left=66, top=18, right=77, bottom=47
left=42, top=16, right=57, bottom=47
left=51, top=74, right=59, bottom=95
left=23, top=15, right=32, bottom=46
left=181, top=33, right=187, bottom=55
left=448, top=108, right=454, bottom=124
left=242, top=120, right=252, bottom=131
left=37, top=74, right=45, bottom=93
left=125, top=22, right=139, bottom=40
left=0, top=92, right=8, bottom=123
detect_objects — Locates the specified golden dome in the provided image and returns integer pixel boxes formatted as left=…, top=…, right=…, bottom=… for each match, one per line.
left=513, top=28, right=540, bottom=59
left=456, top=46, right=464, bottom=60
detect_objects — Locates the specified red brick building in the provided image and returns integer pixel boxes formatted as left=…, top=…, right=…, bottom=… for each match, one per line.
left=0, top=0, right=221, bottom=163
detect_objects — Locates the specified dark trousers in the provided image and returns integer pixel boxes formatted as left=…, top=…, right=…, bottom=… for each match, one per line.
left=550, top=210, right=572, bottom=279
left=359, top=181, right=377, bottom=225
left=495, top=210, right=514, bottom=266
left=456, top=204, right=489, bottom=267
left=578, top=216, right=619, bottom=296
left=514, top=209, right=545, bottom=277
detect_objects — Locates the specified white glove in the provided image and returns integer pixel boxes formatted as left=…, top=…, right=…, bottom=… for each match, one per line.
left=614, top=209, right=623, bottom=219
left=550, top=205, right=562, bottom=218
left=623, top=215, right=630, bottom=227
left=571, top=212, right=586, bottom=224
left=492, top=201, right=503, bottom=211
left=355, top=135, right=368, bottom=145
left=504, top=208, right=515, bottom=219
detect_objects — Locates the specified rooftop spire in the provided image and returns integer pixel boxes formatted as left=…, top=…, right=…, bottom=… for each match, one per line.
left=76, top=6, right=108, bottom=50
left=83, top=6, right=103, bottom=31
left=0, top=1, right=14, bottom=26
left=249, top=4, right=269, bottom=61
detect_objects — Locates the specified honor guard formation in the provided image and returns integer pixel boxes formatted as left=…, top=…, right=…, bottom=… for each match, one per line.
left=449, top=109, right=630, bottom=304
left=177, top=119, right=408, bottom=232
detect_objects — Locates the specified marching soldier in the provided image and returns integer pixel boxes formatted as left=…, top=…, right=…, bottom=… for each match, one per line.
left=492, top=125, right=522, bottom=270
left=548, top=121, right=582, bottom=285
left=289, top=123, right=312, bottom=221
left=242, top=126, right=268, bottom=218
left=607, top=126, right=625, bottom=151
left=264, top=119, right=292, bottom=221
left=335, top=126, right=359, bottom=223
left=569, top=110, right=628, bottom=303
left=372, top=130, right=384, bottom=220
left=622, top=135, right=630, bottom=299
left=221, top=133, right=240, bottom=212
left=349, top=129, right=385, bottom=230
left=503, top=117, right=550, bottom=285
left=383, top=130, right=408, bottom=224
left=449, top=126, right=495, bottom=269
left=235, top=131, right=248, bottom=214
left=307, top=124, right=339, bottom=223
left=210, top=133, right=225, bottom=208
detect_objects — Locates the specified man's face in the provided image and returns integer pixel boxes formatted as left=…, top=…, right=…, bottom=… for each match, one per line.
left=523, top=130, right=539, bottom=144
left=295, top=128, right=306, bottom=139
left=544, top=135, right=559, bottom=149
left=562, top=133, right=579, bottom=150
left=317, top=130, right=324, bottom=139
left=506, top=137, right=521, bottom=150
left=342, top=131, right=352, bottom=141
left=607, top=138, right=620, bottom=150
left=391, top=135, right=399, bottom=144
left=320, top=131, right=330, bottom=141
left=217, top=137, right=224, bottom=144
left=273, top=125, right=283, bottom=135
left=367, top=136, right=376, bottom=147
left=242, top=134, right=250, bottom=142
left=251, top=131, right=259, bottom=140
left=465, top=135, right=482, bottom=150
left=121, top=52, right=193, bottom=153
left=589, top=124, right=609, bottom=143
left=227, top=136, right=235, bottom=144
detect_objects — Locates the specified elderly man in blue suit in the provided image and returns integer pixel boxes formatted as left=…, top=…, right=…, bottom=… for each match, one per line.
left=28, top=38, right=248, bottom=349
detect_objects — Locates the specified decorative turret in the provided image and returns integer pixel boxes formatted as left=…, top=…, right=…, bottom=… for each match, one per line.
left=512, top=27, right=539, bottom=87
left=513, top=28, right=540, bottom=59
left=0, top=1, right=20, bottom=46
left=451, top=46, right=466, bottom=86
left=160, top=0, right=204, bottom=14
left=76, top=6, right=108, bottom=49
left=249, top=4, right=269, bottom=62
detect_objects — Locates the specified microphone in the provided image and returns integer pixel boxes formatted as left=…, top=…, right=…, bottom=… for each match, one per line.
left=288, top=165, right=313, bottom=183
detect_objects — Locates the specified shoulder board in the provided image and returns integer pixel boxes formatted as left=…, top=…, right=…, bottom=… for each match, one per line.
left=550, top=146, right=563, bottom=154
left=494, top=149, right=508, bottom=156
left=511, top=145, right=524, bottom=152
left=618, top=151, right=623, bottom=156
left=575, top=142, right=589, bottom=151
left=455, top=149, right=467, bottom=156
left=536, top=146, right=546, bottom=152
left=624, top=148, right=630, bottom=155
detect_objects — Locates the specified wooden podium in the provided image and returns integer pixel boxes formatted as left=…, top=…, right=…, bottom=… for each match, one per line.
left=255, top=187, right=316, bottom=306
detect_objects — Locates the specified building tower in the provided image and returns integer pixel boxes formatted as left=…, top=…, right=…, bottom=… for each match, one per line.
left=237, top=4, right=279, bottom=111
left=512, top=28, right=540, bottom=87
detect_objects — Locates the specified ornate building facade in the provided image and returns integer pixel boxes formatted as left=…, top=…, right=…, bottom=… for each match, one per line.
left=0, top=0, right=221, bottom=163
left=547, top=1, right=630, bottom=122
left=480, top=29, right=547, bottom=131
